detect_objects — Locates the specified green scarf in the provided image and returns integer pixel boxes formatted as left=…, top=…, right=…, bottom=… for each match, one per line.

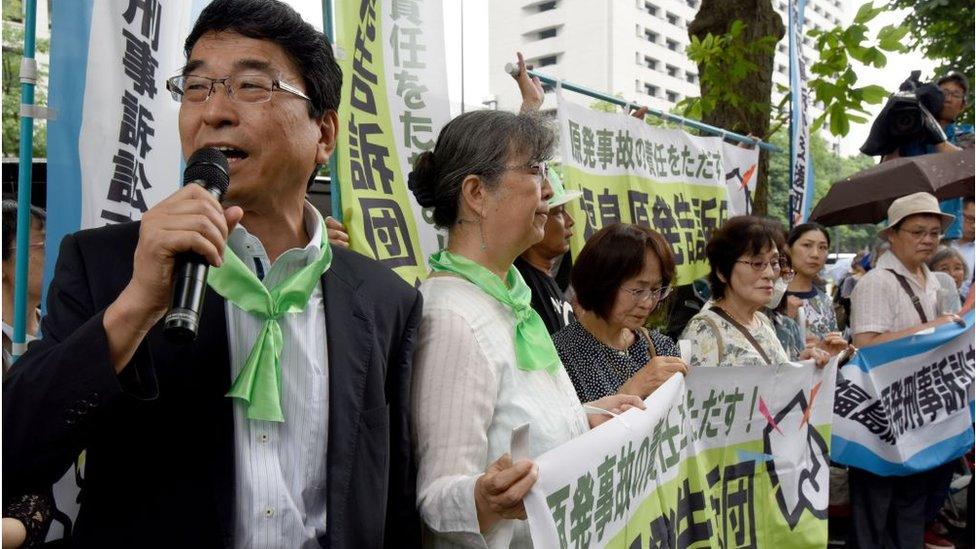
left=428, top=250, right=560, bottom=375
left=207, top=222, right=332, bottom=422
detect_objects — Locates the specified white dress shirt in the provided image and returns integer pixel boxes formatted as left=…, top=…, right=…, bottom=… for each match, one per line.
left=226, top=202, right=329, bottom=549
left=412, top=275, right=589, bottom=548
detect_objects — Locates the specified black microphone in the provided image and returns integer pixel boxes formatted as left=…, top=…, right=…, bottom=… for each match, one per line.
left=163, top=147, right=230, bottom=342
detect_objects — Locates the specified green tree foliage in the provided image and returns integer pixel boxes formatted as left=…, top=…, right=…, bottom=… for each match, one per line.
left=3, top=0, right=48, bottom=159
left=766, top=130, right=880, bottom=251
left=677, top=20, right=778, bottom=124
left=887, top=0, right=974, bottom=124
left=805, top=2, right=910, bottom=137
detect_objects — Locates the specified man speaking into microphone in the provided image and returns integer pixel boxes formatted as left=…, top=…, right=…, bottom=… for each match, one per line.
left=3, top=1, right=422, bottom=547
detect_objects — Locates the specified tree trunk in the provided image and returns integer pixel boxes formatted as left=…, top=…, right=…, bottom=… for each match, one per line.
left=689, top=0, right=784, bottom=216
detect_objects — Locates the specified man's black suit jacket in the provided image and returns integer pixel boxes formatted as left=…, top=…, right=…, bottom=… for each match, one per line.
left=3, top=221, right=423, bottom=548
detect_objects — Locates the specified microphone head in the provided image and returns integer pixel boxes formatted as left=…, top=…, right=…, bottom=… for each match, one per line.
left=504, top=62, right=519, bottom=77
left=183, top=147, right=230, bottom=196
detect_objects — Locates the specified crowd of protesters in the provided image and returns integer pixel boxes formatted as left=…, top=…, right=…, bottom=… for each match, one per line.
left=2, top=1, right=973, bottom=548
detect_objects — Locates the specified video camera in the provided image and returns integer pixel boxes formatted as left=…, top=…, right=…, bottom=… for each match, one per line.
left=860, top=71, right=947, bottom=156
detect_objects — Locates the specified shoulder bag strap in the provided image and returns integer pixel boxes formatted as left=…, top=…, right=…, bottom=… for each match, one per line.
left=711, top=307, right=773, bottom=366
left=637, top=327, right=656, bottom=358
left=885, top=269, right=929, bottom=324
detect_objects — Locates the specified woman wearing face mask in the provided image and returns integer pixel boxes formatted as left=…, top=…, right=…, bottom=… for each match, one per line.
left=553, top=223, right=688, bottom=402
left=763, top=237, right=804, bottom=361
left=680, top=216, right=830, bottom=368
left=408, top=110, right=644, bottom=548
left=785, top=223, right=838, bottom=343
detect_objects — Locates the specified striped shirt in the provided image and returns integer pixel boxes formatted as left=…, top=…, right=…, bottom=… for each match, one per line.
left=412, top=275, right=588, bottom=548
left=226, top=203, right=329, bottom=549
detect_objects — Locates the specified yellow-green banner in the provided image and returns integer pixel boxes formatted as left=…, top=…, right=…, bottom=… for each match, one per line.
left=557, top=93, right=759, bottom=285
left=335, top=0, right=450, bottom=285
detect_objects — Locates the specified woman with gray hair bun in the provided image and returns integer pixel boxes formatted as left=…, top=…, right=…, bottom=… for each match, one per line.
left=409, top=110, right=644, bottom=548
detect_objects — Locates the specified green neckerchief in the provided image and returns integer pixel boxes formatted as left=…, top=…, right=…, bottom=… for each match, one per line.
left=207, top=221, right=332, bottom=422
left=428, top=250, right=560, bottom=375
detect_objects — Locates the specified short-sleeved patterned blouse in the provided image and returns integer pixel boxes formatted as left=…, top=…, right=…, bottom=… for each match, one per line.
left=786, top=285, right=837, bottom=340
left=680, top=306, right=789, bottom=368
left=553, top=320, right=680, bottom=403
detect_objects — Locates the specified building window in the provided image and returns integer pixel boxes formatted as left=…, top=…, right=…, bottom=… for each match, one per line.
left=644, top=56, right=659, bottom=70
left=685, top=0, right=697, bottom=8
left=666, top=12, right=680, bottom=25
left=644, top=1, right=659, bottom=16
left=666, top=64, right=679, bottom=77
left=537, top=27, right=557, bottom=40
left=537, top=1, right=557, bottom=11
left=535, top=55, right=557, bottom=67
left=645, top=29, right=659, bottom=43
left=645, top=83, right=659, bottom=97
left=777, top=64, right=787, bottom=74
left=685, top=71, right=697, bottom=83
left=666, top=38, right=680, bottom=52
left=778, top=43, right=787, bottom=54
left=666, top=90, right=679, bottom=102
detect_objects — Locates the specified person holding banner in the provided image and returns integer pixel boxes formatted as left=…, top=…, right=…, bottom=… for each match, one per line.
left=4, top=2, right=423, bottom=547
left=552, top=223, right=687, bottom=402
left=848, top=192, right=964, bottom=549
left=408, top=109, right=644, bottom=547
left=784, top=222, right=838, bottom=342
left=681, top=216, right=831, bottom=369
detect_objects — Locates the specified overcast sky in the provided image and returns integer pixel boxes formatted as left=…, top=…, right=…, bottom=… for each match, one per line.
left=290, top=0, right=930, bottom=158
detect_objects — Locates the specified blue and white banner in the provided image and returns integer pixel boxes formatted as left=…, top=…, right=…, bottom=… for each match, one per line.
left=831, top=312, right=975, bottom=476
left=787, top=0, right=815, bottom=228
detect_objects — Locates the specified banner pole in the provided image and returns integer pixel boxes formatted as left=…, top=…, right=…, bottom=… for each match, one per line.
left=322, top=0, right=341, bottom=222
left=12, top=0, right=39, bottom=362
left=526, top=68, right=782, bottom=153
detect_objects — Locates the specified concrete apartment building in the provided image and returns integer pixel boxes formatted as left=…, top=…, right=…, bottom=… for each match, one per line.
left=487, top=0, right=846, bottom=146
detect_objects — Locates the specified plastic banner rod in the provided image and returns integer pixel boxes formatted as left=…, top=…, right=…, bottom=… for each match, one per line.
left=12, top=0, right=39, bottom=362
left=526, top=68, right=782, bottom=153
left=322, top=0, right=341, bottom=221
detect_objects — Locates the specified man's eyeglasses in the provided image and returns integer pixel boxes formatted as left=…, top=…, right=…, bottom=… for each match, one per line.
left=621, top=285, right=673, bottom=303
left=165, top=74, right=311, bottom=105
left=942, top=90, right=965, bottom=100
left=898, top=227, right=942, bottom=241
left=736, top=257, right=782, bottom=273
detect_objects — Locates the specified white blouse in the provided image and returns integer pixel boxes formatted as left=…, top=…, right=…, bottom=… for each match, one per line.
left=412, top=275, right=589, bottom=548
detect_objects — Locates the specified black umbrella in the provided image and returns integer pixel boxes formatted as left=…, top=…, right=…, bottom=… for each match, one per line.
left=809, top=149, right=974, bottom=226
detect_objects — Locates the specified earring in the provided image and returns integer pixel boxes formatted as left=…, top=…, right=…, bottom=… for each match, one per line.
left=479, top=209, right=487, bottom=251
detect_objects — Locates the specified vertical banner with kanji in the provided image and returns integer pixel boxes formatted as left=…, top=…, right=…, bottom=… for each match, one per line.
left=525, top=360, right=837, bottom=549
left=558, top=93, right=758, bottom=284
left=831, top=313, right=975, bottom=476
left=335, top=0, right=450, bottom=285
left=47, top=0, right=195, bottom=282
left=787, top=0, right=815, bottom=228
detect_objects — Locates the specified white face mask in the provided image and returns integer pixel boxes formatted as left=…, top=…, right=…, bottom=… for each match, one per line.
left=767, top=277, right=789, bottom=309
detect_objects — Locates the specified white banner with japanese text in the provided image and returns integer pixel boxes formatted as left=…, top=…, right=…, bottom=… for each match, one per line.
left=525, top=360, right=837, bottom=548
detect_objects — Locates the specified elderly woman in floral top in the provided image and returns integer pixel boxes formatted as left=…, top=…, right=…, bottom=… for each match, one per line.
left=681, top=216, right=831, bottom=368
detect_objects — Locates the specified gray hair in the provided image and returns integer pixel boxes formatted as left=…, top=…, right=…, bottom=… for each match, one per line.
left=408, top=110, right=556, bottom=228
left=928, top=245, right=970, bottom=280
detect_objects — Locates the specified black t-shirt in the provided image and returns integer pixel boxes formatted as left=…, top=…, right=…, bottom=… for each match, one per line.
left=514, top=256, right=575, bottom=335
